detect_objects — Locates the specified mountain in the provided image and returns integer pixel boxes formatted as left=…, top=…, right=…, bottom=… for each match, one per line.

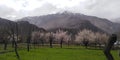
left=19, top=11, right=120, bottom=34
left=17, top=21, right=46, bottom=36
left=0, top=17, right=45, bottom=36
left=0, top=17, right=46, bottom=43
left=113, top=18, right=120, bottom=23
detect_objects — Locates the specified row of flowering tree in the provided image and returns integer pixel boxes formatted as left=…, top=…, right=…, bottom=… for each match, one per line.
left=31, top=29, right=109, bottom=48
left=0, top=27, right=110, bottom=60
left=31, top=30, right=71, bottom=48
left=75, top=29, right=109, bottom=48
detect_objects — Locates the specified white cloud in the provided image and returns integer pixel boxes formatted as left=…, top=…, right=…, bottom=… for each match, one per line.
left=43, top=0, right=87, bottom=8
left=0, top=0, right=45, bottom=11
left=0, top=0, right=120, bottom=21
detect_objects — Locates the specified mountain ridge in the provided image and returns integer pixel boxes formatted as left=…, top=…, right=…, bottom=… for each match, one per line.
left=18, top=11, right=120, bottom=34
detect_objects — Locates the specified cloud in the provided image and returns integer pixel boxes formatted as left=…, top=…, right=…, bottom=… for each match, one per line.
left=43, top=0, right=86, bottom=8
left=63, top=0, right=120, bottom=20
left=0, top=0, right=120, bottom=21
left=0, top=5, right=16, bottom=20
left=84, top=0, right=120, bottom=19
left=28, top=3, right=61, bottom=16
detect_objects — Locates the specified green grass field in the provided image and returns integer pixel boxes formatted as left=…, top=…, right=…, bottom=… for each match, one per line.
left=0, top=45, right=120, bottom=60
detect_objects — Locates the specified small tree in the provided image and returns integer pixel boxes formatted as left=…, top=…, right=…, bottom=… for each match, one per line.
left=27, top=25, right=32, bottom=52
left=31, top=31, right=46, bottom=47
left=82, top=38, right=89, bottom=48
left=95, top=32, right=109, bottom=48
left=75, top=29, right=95, bottom=48
left=49, top=32, right=54, bottom=48
left=9, top=22, right=20, bottom=60
left=0, top=25, right=12, bottom=50
left=54, top=30, right=71, bottom=48
left=31, top=31, right=39, bottom=48
left=39, top=33, right=45, bottom=46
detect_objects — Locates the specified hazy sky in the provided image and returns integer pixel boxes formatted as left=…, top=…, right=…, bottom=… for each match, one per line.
left=0, top=0, right=120, bottom=21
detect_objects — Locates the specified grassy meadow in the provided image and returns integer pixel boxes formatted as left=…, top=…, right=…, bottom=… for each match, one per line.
left=0, top=44, right=119, bottom=60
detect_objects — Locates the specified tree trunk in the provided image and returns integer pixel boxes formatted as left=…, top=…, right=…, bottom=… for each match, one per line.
left=68, top=40, right=70, bottom=47
left=12, top=31, right=20, bottom=60
left=15, top=23, right=20, bottom=60
left=3, top=39, right=7, bottom=50
left=103, top=34, right=117, bottom=60
left=41, top=40, right=44, bottom=46
left=4, top=41, right=7, bottom=50
left=49, top=38, right=53, bottom=48
left=60, top=39, right=63, bottom=48
left=27, top=37, right=30, bottom=52
left=27, top=25, right=32, bottom=51
left=50, top=40, right=53, bottom=48
left=14, top=40, right=20, bottom=60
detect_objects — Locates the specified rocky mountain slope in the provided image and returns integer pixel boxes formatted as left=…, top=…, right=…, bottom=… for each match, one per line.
left=19, top=11, right=120, bottom=34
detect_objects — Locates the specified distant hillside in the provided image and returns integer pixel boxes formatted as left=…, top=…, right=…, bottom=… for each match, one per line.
left=114, top=18, right=120, bottom=23
left=19, top=11, right=120, bottom=34
left=0, top=18, right=45, bottom=36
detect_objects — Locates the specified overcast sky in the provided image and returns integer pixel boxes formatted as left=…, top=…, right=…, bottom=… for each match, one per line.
left=0, top=0, right=120, bottom=21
